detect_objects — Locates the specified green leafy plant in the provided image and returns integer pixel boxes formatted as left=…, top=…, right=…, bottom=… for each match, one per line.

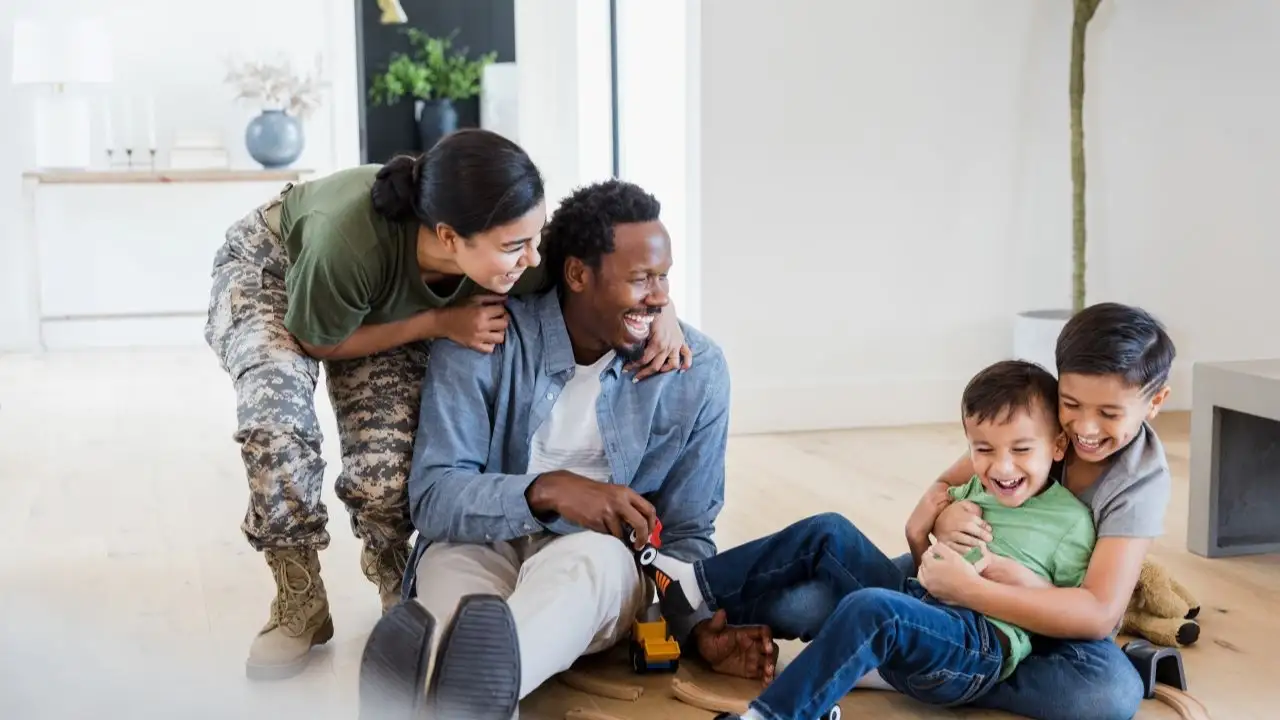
left=368, top=28, right=497, bottom=107
left=1070, top=0, right=1102, bottom=313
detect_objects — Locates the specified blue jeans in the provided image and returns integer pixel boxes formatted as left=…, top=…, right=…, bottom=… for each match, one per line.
left=693, top=513, right=1003, bottom=719
left=890, top=553, right=1144, bottom=720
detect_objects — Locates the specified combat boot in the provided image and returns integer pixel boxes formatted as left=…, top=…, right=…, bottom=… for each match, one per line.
left=245, top=547, right=334, bottom=680
left=362, top=542, right=410, bottom=613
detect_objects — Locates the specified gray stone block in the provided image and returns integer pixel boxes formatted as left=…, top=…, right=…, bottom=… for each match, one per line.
left=1188, top=359, right=1280, bottom=558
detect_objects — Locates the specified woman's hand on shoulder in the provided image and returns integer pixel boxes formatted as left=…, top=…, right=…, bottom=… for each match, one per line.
left=427, top=294, right=509, bottom=353
left=626, top=306, right=693, bottom=381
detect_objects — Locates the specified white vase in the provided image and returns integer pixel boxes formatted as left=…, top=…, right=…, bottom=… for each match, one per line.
left=1013, top=310, right=1072, bottom=377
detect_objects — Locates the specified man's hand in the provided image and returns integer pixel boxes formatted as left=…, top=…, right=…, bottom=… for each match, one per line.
left=933, top=500, right=992, bottom=552
left=525, top=470, right=657, bottom=548
left=918, top=542, right=984, bottom=605
left=692, top=609, right=778, bottom=685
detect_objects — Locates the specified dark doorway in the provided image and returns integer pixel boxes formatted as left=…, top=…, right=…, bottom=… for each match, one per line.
left=354, top=0, right=516, bottom=164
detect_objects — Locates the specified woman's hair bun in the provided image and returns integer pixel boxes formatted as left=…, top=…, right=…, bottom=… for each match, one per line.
left=370, top=154, right=420, bottom=221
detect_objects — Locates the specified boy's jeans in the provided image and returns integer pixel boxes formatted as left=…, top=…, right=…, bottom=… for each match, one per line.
left=889, top=553, right=1144, bottom=720
left=692, top=513, right=1003, bottom=719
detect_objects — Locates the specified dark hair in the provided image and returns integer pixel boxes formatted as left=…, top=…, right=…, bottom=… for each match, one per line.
left=369, top=128, right=544, bottom=238
left=1055, top=302, right=1176, bottom=397
left=962, top=360, right=1060, bottom=428
left=541, top=179, right=661, bottom=286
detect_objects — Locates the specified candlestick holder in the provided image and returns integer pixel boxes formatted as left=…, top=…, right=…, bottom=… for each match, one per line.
left=106, top=147, right=142, bottom=171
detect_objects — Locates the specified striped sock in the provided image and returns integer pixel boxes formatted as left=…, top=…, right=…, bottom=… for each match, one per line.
left=642, top=552, right=706, bottom=619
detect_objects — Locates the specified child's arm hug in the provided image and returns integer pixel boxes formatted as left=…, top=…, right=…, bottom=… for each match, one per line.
left=980, top=554, right=1053, bottom=589
left=905, top=485, right=951, bottom=567
left=908, top=454, right=996, bottom=558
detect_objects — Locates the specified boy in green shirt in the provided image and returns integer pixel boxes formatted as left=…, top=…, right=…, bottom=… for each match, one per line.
left=640, top=360, right=1096, bottom=719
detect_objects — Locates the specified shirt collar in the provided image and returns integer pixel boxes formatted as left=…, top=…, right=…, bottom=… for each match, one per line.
left=535, top=289, right=623, bottom=379
left=536, top=289, right=577, bottom=376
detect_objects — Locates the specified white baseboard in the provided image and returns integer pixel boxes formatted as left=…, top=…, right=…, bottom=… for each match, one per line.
left=19, top=318, right=1199, bottom=431
left=729, top=362, right=1195, bottom=436
left=40, top=314, right=207, bottom=351
left=728, top=375, right=972, bottom=435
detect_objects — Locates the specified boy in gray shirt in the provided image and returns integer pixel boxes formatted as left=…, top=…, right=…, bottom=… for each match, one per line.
left=909, top=302, right=1176, bottom=720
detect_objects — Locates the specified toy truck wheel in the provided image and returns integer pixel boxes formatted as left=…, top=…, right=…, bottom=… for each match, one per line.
left=820, top=705, right=841, bottom=720
left=629, top=642, right=647, bottom=674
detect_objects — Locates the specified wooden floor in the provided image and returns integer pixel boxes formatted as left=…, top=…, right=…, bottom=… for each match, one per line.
left=0, top=349, right=1273, bottom=718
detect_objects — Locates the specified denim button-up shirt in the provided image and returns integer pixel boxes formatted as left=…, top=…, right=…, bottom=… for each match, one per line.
left=403, top=289, right=728, bottom=636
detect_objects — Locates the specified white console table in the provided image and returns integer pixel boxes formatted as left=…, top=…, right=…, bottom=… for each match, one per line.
left=1188, top=359, right=1280, bottom=558
left=13, top=168, right=312, bottom=351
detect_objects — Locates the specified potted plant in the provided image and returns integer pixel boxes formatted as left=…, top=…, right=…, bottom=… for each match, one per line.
left=225, top=56, right=326, bottom=169
left=1013, top=0, right=1103, bottom=375
left=368, top=28, right=497, bottom=152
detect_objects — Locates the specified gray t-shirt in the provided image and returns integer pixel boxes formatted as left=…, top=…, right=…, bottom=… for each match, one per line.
left=1073, top=421, right=1171, bottom=538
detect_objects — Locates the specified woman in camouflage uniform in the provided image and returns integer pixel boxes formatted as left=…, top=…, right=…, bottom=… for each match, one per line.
left=204, top=129, right=690, bottom=680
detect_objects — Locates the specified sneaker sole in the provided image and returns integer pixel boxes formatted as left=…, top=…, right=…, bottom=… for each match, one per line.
left=358, top=601, right=436, bottom=720
left=245, top=614, right=335, bottom=681
left=428, top=594, right=521, bottom=720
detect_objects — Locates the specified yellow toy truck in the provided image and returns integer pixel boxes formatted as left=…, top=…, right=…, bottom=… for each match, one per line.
left=630, top=602, right=681, bottom=674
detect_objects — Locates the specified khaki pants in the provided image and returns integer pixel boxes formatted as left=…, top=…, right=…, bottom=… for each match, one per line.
left=414, top=530, right=649, bottom=700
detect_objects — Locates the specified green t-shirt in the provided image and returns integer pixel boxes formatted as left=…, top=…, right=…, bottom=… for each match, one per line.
left=276, top=164, right=547, bottom=347
left=946, top=476, right=1096, bottom=680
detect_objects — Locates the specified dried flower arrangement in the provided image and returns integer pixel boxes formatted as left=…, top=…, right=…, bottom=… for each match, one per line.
left=224, top=55, right=328, bottom=120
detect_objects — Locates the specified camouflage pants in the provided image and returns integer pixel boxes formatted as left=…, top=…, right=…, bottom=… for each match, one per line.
left=204, top=192, right=427, bottom=554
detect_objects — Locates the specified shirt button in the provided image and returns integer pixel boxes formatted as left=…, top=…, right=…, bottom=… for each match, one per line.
left=546, top=392, right=554, bottom=400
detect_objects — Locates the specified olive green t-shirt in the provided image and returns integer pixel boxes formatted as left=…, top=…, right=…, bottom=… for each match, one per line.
left=946, top=476, right=1096, bottom=680
left=276, top=164, right=546, bottom=346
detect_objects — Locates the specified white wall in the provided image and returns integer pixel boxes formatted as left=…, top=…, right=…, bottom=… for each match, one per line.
left=513, top=0, right=613, bottom=215
left=695, top=0, right=1280, bottom=433
left=1077, top=0, right=1280, bottom=405
left=0, top=0, right=359, bottom=348
left=514, top=0, right=703, bottom=321
left=615, top=0, right=702, bottom=327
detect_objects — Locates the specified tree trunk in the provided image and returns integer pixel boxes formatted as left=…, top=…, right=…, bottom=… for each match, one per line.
left=1070, top=0, right=1102, bottom=313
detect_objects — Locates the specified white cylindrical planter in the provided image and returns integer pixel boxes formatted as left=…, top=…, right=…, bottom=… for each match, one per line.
left=1013, top=310, right=1072, bottom=377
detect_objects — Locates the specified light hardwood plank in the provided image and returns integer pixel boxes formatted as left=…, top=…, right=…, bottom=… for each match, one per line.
left=0, top=349, right=1263, bottom=718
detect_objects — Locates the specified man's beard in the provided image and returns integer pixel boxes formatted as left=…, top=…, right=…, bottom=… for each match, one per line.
left=615, top=340, right=647, bottom=365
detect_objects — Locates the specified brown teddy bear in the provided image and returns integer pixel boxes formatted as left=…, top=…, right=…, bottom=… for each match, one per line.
left=1121, top=559, right=1201, bottom=647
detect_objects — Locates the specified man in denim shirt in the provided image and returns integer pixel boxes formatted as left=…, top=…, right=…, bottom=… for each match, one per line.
left=400, top=180, right=770, bottom=717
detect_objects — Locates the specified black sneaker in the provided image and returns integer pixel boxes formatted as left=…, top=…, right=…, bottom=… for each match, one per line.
left=358, top=600, right=436, bottom=720
left=427, top=594, right=522, bottom=720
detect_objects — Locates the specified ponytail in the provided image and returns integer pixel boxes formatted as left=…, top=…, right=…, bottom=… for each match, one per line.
left=370, top=129, right=545, bottom=237
left=370, top=154, right=422, bottom=222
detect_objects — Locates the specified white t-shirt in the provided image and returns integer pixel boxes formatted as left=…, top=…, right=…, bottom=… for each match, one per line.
left=526, top=350, right=615, bottom=483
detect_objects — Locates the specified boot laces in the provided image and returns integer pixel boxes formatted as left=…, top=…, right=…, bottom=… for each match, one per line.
left=366, top=544, right=408, bottom=594
left=269, top=552, right=317, bottom=635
